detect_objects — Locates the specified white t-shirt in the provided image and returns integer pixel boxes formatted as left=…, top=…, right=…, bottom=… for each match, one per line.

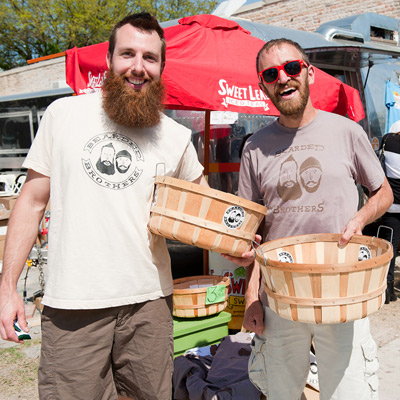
left=389, top=120, right=400, bottom=133
left=24, top=92, right=203, bottom=309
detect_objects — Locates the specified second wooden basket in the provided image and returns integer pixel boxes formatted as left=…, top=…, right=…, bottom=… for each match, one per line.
left=255, top=233, right=392, bottom=324
left=148, top=176, right=267, bottom=256
left=172, top=275, right=230, bottom=318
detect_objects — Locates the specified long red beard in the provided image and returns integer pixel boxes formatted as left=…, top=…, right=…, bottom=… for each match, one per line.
left=102, top=68, right=165, bottom=128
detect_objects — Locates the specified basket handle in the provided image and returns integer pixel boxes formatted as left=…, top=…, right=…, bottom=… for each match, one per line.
left=252, top=240, right=267, bottom=265
left=376, top=225, right=393, bottom=244
left=155, top=163, right=166, bottom=181
left=150, top=163, right=166, bottom=208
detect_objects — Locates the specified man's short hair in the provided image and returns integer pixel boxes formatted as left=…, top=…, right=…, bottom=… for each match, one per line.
left=108, top=12, right=166, bottom=63
left=256, top=38, right=310, bottom=74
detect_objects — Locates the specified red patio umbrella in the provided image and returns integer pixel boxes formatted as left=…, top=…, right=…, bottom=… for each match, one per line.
left=65, top=14, right=365, bottom=122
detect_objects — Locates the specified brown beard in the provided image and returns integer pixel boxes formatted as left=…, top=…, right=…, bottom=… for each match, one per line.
left=268, top=78, right=309, bottom=116
left=102, top=68, right=165, bottom=128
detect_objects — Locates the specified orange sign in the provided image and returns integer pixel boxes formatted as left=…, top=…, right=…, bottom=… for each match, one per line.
left=371, top=137, right=379, bottom=151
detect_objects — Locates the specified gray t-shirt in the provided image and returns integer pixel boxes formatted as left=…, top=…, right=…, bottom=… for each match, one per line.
left=238, top=110, right=384, bottom=241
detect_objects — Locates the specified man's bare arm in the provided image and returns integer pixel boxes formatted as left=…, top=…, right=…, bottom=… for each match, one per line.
left=340, top=177, right=393, bottom=245
left=242, top=260, right=264, bottom=334
left=0, top=170, right=50, bottom=342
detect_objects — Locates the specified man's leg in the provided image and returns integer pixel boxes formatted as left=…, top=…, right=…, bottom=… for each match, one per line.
left=112, top=295, right=173, bottom=400
left=315, top=317, right=379, bottom=400
left=381, top=212, right=400, bottom=301
left=39, top=307, right=118, bottom=400
left=249, top=306, right=312, bottom=400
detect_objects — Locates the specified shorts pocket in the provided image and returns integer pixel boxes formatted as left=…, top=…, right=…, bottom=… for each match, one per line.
left=248, top=334, right=269, bottom=395
left=361, top=337, right=379, bottom=398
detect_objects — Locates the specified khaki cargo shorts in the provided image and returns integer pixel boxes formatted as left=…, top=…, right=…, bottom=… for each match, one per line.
left=38, top=296, right=173, bottom=400
left=249, top=306, right=379, bottom=400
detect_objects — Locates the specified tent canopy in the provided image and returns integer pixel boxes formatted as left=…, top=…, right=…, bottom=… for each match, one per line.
left=65, top=14, right=365, bottom=121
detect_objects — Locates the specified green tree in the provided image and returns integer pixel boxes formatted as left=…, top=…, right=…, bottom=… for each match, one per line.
left=0, top=0, right=218, bottom=71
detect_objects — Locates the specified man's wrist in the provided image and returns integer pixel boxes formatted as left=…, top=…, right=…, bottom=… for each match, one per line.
left=245, top=293, right=260, bottom=303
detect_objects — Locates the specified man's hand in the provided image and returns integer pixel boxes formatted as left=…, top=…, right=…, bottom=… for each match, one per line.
left=0, top=289, right=27, bottom=343
left=0, top=169, right=49, bottom=343
left=243, top=298, right=264, bottom=335
left=339, top=218, right=363, bottom=246
left=221, top=234, right=262, bottom=266
left=340, top=178, right=393, bottom=246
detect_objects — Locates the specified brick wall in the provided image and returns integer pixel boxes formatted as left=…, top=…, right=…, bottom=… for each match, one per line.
left=0, top=57, right=67, bottom=97
left=234, top=0, right=400, bottom=32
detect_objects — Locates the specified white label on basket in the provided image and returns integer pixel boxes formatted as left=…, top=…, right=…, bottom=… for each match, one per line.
left=223, top=206, right=245, bottom=229
left=189, top=284, right=213, bottom=289
left=277, top=251, right=294, bottom=263
left=358, top=246, right=371, bottom=261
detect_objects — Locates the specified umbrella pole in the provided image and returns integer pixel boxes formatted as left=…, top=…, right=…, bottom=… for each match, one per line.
left=204, top=110, right=211, bottom=177
left=203, top=110, right=211, bottom=275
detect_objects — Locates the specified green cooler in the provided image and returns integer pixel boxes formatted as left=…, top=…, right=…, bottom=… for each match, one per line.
left=173, top=311, right=232, bottom=357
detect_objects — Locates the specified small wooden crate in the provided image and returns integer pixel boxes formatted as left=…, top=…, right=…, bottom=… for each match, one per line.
left=256, top=233, right=392, bottom=324
left=172, top=275, right=230, bottom=318
left=148, top=176, right=267, bottom=257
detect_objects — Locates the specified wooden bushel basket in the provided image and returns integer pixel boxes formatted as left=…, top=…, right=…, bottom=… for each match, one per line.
left=256, top=233, right=392, bottom=324
left=148, top=176, right=267, bottom=256
left=172, top=275, right=230, bottom=318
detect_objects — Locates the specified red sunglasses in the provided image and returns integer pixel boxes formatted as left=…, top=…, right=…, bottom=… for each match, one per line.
left=259, top=60, right=309, bottom=84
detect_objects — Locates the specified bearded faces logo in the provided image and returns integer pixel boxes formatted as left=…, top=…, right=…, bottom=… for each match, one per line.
left=82, top=132, right=144, bottom=190
left=277, top=155, right=323, bottom=201
left=299, top=157, right=322, bottom=193
left=96, top=143, right=116, bottom=175
left=277, top=155, right=302, bottom=201
left=115, top=150, right=132, bottom=174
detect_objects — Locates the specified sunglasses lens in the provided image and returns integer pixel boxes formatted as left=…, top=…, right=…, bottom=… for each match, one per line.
left=284, top=61, right=302, bottom=76
left=261, top=61, right=305, bottom=83
left=262, top=68, right=278, bottom=83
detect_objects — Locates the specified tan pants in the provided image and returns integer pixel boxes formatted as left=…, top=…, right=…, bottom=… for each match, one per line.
left=249, top=306, right=379, bottom=400
left=38, top=296, right=173, bottom=400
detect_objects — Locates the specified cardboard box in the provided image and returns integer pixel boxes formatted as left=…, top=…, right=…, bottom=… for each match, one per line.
left=0, top=210, right=9, bottom=241
left=173, top=311, right=232, bottom=357
left=0, top=200, right=11, bottom=233
left=0, top=195, right=18, bottom=212
left=34, top=296, right=44, bottom=312
left=0, top=235, right=5, bottom=260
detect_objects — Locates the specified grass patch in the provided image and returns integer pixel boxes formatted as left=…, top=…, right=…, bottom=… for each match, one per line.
left=0, top=339, right=40, bottom=398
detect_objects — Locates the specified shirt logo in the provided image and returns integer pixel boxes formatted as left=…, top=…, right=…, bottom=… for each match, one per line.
left=81, top=132, right=144, bottom=190
left=277, top=155, right=322, bottom=202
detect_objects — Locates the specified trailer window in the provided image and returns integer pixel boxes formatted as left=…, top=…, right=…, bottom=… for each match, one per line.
left=0, top=111, right=34, bottom=152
